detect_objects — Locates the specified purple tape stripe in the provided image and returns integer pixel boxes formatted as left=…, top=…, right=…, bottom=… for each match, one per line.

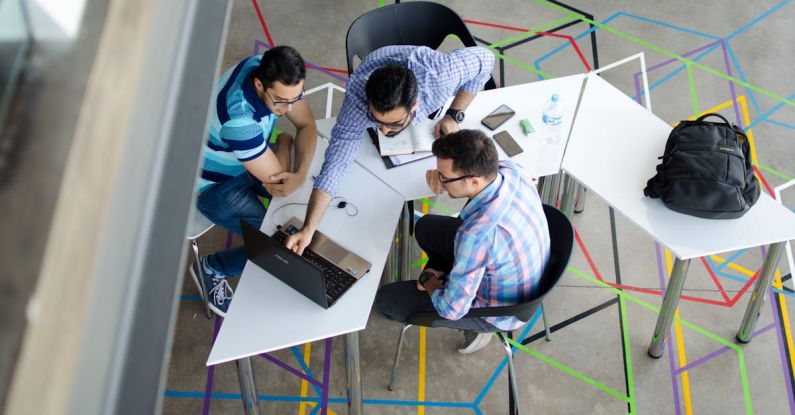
left=654, top=242, right=683, bottom=415
left=321, top=338, right=332, bottom=415
left=674, top=323, right=775, bottom=375
left=203, top=316, right=223, bottom=415
left=260, top=352, right=323, bottom=387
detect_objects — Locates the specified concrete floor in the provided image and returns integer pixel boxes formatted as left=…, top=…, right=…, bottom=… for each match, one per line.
left=164, top=1, right=795, bottom=413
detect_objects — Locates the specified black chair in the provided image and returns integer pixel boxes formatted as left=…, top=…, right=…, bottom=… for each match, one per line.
left=386, top=204, right=574, bottom=415
left=345, top=1, right=497, bottom=87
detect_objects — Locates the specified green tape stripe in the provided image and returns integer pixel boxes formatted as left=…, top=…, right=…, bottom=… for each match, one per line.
left=737, top=349, right=753, bottom=414
left=504, top=336, right=630, bottom=402
left=619, top=296, right=636, bottom=414
left=533, top=0, right=795, bottom=107
left=568, top=266, right=754, bottom=411
left=418, top=198, right=457, bottom=216
left=754, top=162, right=794, bottom=181
left=377, top=0, right=384, bottom=7
left=567, top=266, right=739, bottom=350
left=486, top=15, right=579, bottom=49
left=686, top=63, right=699, bottom=116
left=493, top=50, right=554, bottom=79
left=412, top=257, right=429, bottom=269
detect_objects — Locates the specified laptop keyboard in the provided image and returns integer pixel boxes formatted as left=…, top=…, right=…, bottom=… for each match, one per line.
left=272, top=230, right=357, bottom=304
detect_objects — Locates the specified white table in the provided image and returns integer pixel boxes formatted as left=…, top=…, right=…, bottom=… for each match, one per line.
left=562, top=73, right=795, bottom=357
left=316, top=74, right=586, bottom=202
left=207, top=139, right=404, bottom=414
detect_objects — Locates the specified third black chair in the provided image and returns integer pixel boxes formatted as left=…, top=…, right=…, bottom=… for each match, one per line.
left=385, top=205, right=574, bottom=415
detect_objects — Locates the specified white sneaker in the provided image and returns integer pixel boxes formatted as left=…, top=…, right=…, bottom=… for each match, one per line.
left=458, top=331, right=493, bottom=354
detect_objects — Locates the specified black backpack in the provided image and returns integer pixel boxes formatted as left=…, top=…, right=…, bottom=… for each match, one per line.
left=643, top=113, right=760, bottom=219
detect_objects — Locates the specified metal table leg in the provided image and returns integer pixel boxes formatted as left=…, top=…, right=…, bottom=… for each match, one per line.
left=737, top=241, right=785, bottom=343
left=648, top=258, right=691, bottom=358
left=344, top=332, right=364, bottom=414
left=558, top=174, right=577, bottom=219
left=400, top=202, right=411, bottom=281
left=236, top=357, right=260, bottom=415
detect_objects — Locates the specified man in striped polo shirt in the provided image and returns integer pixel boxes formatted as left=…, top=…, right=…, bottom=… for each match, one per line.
left=192, top=46, right=317, bottom=317
left=374, top=130, right=550, bottom=354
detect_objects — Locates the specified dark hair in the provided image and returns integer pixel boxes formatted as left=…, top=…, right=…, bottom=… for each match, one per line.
left=253, top=45, right=306, bottom=88
left=432, top=129, right=498, bottom=179
left=365, top=65, right=418, bottom=113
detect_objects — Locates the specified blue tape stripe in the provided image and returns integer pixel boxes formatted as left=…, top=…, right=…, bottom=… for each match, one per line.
left=724, top=43, right=762, bottom=114
left=713, top=250, right=747, bottom=271
left=726, top=0, right=791, bottom=40
left=616, top=12, right=720, bottom=40
left=164, top=390, right=474, bottom=407
left=763, top=118, right=795, bottom=131
left=473, top=310, right=539, bottom=405
left=533, top=12, right=622, bottom=67
left=290, top=346, right=324, bottom=397
left=180, top=294, right=202, bottom=301
left=748, top=93, right=795, bottom=129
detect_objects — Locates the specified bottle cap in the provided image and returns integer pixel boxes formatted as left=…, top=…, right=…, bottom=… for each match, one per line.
left=551, top=93, right=560, bottom=102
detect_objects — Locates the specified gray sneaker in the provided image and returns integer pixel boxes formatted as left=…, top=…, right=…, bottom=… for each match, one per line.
left=190, top=258, right=234, bottom=317
left=458, top=331, right=493, bottom=354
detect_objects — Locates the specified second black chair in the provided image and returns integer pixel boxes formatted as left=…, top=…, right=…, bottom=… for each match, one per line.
left=385, top=204, right=574, bottom=415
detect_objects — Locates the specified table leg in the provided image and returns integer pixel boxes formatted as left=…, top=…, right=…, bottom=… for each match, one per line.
left=558, top=174, right=577, bottom=218
left=402, top=202, right=411, bottom=280
left=648, top=257, right=691, bottom=358
left=538, top=174, right=562, bottom=206
left=344, top=332, right=364, bottom=415
left=574, top=185, right=586, bottom=213
left=737, top=242, right=785, bottom=343
left=236, top=357, right=260, bottom=415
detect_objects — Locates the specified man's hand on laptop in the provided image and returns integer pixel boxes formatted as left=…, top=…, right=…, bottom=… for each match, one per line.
left=285, top=228, right=314, bottom=256
left=426, top=169, right=444, bottom=195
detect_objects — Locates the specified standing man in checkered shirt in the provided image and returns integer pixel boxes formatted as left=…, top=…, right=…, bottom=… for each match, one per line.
left=283, top=45, right=495, bottom=254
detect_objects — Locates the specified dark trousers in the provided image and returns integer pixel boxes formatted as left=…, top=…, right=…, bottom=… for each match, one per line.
left=373, top=215, right=498, bottom=333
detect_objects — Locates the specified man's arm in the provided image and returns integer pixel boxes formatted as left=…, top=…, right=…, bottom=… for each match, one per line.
left=263, top=100, right=318, bottom=197
left=429, top=233, right=488, bottom=320
left=219, top=118, right=286, bottom=182
left=284, top=82, right=369, bottom=254
left=434, top=47, right=496, bottom=137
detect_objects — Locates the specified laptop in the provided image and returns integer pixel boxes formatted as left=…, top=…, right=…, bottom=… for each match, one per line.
left=241, top=217, right=372, bottom=308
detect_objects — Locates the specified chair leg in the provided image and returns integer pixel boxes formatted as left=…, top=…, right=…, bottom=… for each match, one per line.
left=191, top=239, right=213, bottom=319
left=541, top=303, right=551, bottom=341
left=497, top=333, right=521, bottom=415
left=388, top=324, right=412, bottom=391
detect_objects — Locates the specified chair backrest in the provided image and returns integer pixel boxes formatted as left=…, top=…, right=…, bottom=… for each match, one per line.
left=345, top=1, right=497, bottom=90
left=408, top=204, right=573, bottom=327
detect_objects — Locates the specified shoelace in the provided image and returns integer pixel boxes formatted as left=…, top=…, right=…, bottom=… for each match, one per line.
left=209, top=278, right=233, bottom=305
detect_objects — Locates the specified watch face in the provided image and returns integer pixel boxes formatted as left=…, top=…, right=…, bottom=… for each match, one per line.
left=447, top=109, right=464, bottom=123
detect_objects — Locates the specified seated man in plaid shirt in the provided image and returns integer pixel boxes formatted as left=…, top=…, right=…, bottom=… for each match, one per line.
left=374, top=129, right=551, bottom=353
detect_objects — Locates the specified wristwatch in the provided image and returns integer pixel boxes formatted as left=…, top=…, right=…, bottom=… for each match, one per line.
left=445, top=108, right=465, bottom=123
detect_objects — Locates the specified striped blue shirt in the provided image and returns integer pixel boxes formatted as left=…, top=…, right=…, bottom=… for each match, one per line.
left=315, top=45, right=495, bottom=196
left=198, top=56, right=276, bottom=194
left=431, top=161, right=551, bottom=331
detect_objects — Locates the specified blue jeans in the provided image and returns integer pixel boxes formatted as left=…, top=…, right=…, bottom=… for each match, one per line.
left=196, top=172, right=270, bottom=277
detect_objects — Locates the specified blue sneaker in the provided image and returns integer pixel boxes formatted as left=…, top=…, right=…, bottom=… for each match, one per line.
left=190, top=258, right=234, bottom=317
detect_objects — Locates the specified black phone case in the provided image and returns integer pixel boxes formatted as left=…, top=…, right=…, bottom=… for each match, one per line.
left=493, top=131, right=523, bottom=157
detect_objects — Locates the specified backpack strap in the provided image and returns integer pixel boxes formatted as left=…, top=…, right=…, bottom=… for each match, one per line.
left=696, top=113, right=731, bottom=125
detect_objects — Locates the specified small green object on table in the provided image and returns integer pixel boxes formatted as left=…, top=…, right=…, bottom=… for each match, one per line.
left=519, top=119, right=534, bottom=135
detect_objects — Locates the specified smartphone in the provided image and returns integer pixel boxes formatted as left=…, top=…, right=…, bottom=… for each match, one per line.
left=493, top=131, right=523, bottom=157
left=481, top=104, right=516, bottom=130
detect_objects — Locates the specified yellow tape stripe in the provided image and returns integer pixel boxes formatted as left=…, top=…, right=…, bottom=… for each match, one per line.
left=665, top=249, right=693, bottom=415
left=298, top=343, right=311, bottom=415
left=418, top=327, right=427, bottom=415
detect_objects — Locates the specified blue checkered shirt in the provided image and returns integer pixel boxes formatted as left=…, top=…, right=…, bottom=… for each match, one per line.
left=314, top=45, right=495, bottom=196
left=431, top=161, right=551, bottom=331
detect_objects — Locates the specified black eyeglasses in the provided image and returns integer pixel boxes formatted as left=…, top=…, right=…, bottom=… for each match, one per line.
left=367, top=108, right=414, bottom=133
left=264, top=89, right=304, bottom=109
left=438, top=171, right=474, bottom=184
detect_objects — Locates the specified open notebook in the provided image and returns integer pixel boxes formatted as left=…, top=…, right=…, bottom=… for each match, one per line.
left=376, top=119, right=436, bottom=156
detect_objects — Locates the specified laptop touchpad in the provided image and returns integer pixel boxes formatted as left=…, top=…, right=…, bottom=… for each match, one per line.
left=317, top=242, right=348, bottom=264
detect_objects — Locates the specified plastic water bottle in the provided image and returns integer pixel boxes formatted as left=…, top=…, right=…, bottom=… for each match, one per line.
left=542, top=93, right=565, bottom=145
